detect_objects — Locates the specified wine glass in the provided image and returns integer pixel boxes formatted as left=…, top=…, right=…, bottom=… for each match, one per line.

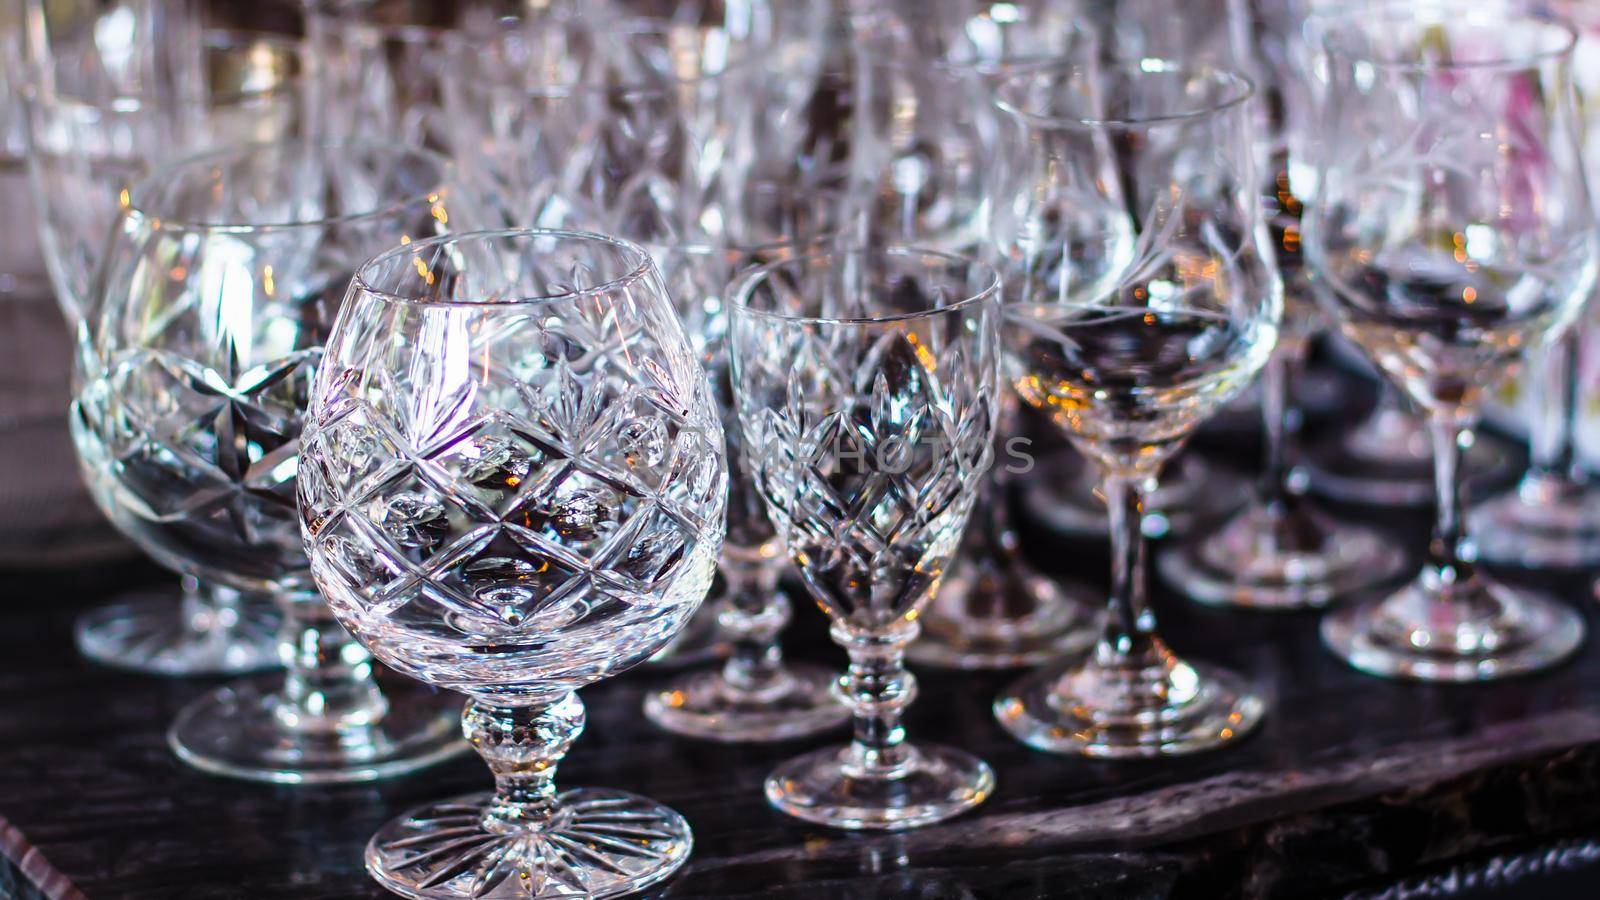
left=1157, top=0, right=1410, bottom=609
left=20, top=21, right=305, bottom=675
left=74, top=139, right=480, bottom=782
left=990, top=60, right=1279, bottom=757
left=301, top=229, right=725, bottom=898
left=640, top=183, right=851, bottom=742
left=1469, top=0, right=1600, bottom=569
left=731, top=246, right=1000, bottom=829
left=1306, top=5, right=1596, bottom=680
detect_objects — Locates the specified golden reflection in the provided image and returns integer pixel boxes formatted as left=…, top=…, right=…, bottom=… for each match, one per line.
left=903, top=331, right=936, bottom=373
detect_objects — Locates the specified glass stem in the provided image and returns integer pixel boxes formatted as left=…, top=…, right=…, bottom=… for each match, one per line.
left=834, top=620, right=918, bottom=781
left=1526, top=330, right=1583, bottom=487
left=718, top=561, right=790, bottom=697
left=272, top=595, right=388, bottom=735
left=467, top=695, right=584, bottom=834
left=1259, top=350, right=1294, bottom=512
left=1099, top=474, right=1160, bottom=666
left=1423, top=416, right=1478, bottom=596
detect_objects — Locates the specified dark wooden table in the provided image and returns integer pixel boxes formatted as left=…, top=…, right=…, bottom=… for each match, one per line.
left=6, top=377, right=1600, bottom=899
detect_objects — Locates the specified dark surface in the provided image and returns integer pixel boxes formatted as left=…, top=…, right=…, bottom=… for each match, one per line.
left=5, top=366, right=1600, bottom=899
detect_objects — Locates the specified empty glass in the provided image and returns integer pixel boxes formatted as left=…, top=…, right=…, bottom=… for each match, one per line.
left=301, top=229, right=725, bottom=898
left=640, top=186, right=850, bottom=742
left=732, top=247, right=1000, bottom=829
left=1306, top=6, right=1595, bottom=680
left=21, top=22, right=305, bottom=675
left=990, top=60, right=1279, bottom=757
left=75, top=140, right=476, bottom=781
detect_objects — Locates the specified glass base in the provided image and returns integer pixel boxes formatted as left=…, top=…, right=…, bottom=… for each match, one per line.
left=1158, top=501, right=1409, bottom=610
left=74, top=594, right=280, bottom=677
left=1321, top=577, right=1585, bottom=682
left=643, top=663, right=848, bottom=742
left=908, top=557, right=1098, bottom=669
left=994, top=657, right=1264, bottom=758
left=169, top=681, right=466, bottom=784
left=765, top=743, right=994, bottom=831
left=1307, top=417, right=1517, bottom=508
left=1469, top=475, right=1600, bottom=569
left=1024, top=452, right=1245, bottom=540
left=643, top=603, right=726, bottom=670
left=366, top=788, right=692, bottom=899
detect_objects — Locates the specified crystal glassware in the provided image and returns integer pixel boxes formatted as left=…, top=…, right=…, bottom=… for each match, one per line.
left=640, top=185, right=850, bottom=742
left=1156, top=0, right=1408, bottom=609
left=731, top=246, right=1000, bottom=829
left=20, top=22, right=305, bottom=675
left=74, top=139, right=478, bottom=781
left=1469, top=1, right=1600, bottom=569
left=990, top=60, right=1279, bottom=757
left=1305, top=5, right=1595, bottom=681
left=301, top=229, right=726, bottom=898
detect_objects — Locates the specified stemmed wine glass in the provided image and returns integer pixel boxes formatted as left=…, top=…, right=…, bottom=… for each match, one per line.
left=990, top=60, right=1279, bottom=756
left=301, top=229, right=726, bottom=898
left=1305, top=4, right=1596, bottom=680
left=731, top=246, right=1000, bottom=829
left=640, top=184, right=851, bottom=742
left=19, top=20, right=305, bottom=675
left=75, top=139, right=478, bottom=781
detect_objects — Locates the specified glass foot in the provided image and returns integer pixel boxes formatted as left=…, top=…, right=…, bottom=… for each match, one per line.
left=366, top=788, right=692, bottom=899
left=644, top=663, right=848, bottom=742
left=168, top=680, right=465, bottom=784
left=994, top=657, right=1264, bottom=758
left=643, top=602, right=727, bottom=670
left=1321, top=577, right=1584, bottom=682
left=1158, top=501, right=1409, bottom=610
left=1024, top=451, right=1245, bottom=540
left=909, top=557, right=1097, bottom=669
left=1470, top=474, right=1600, bottom=568
left=74, top=592, right=280, bottom=677
left=765, top=743, right=994, bottom=831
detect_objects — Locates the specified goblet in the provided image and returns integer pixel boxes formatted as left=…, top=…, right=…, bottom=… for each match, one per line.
left=1469, top=0, right=1600, bottom=569
left=1306, top=5, right=1595, bottom=680
left=640, top=185, right=850, bottom=742
left=732, top=246, right=1000, bottom=829
left=75, top=139, right=476, bottom=781
left=990, top=60, right=1279, bottom=757
left=21, top=23, right=305, bottom=674
left=301, top=229, right=725, bottom=898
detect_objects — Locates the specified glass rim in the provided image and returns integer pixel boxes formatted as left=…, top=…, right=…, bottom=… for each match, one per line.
left=453, top=18, right=760, bottom=101
left=993, top=59, right=1255, bottom=130
left=351, top=228, right=655, bottom=309
left=18, top=28, right=309, bottom=114
left=728, top=246, right=1001, bottom=327
left=1318, top=5, right=1578, bottom=72
left=120, top=140, right=454, bottom=234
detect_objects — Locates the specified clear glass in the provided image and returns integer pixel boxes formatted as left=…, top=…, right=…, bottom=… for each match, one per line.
left=301, top=229, right=725, bottom=898
left=1022, top=446, right=1248, bottom=541
left=20, top=19, right=305, bottom=675
left=74, top=140, right=479, bottom=781
left=731, top=247, right=1000, bottom=829
left=1470, top=2, right=1600, bottom=569
left=641, top=184, right=850, bottom=741
left=1305, top=7, right=1595, bottom=681
left=1158, top=0, right=1408, bottom=609
left=990, top=60, right=1278, bottom=757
